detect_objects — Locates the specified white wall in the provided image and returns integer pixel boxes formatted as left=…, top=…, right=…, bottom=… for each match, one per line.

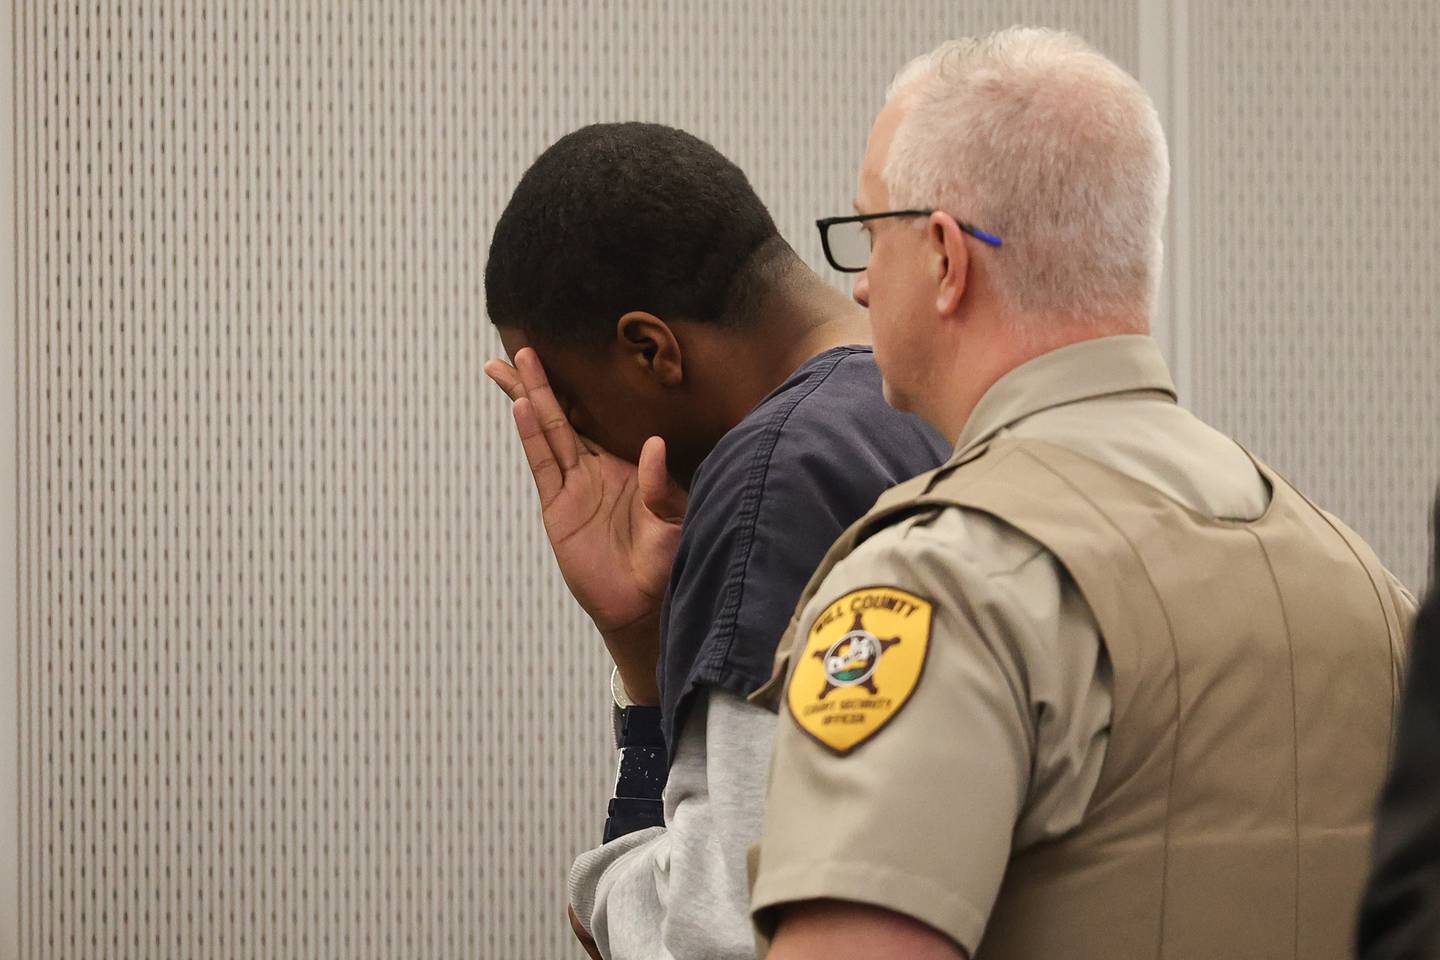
left=6, top=2, right=1434, bottom=958
left=1185, top=0, right=1439, bottom=592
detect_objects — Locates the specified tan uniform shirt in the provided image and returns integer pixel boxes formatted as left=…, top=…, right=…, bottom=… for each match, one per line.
left=750, top=336, right=1338, bottom=953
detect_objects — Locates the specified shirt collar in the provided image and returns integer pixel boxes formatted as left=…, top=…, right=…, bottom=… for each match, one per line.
left=953, top=334, right=1178, bottom=458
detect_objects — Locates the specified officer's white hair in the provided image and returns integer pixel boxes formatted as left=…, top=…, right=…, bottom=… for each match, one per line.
left=884, top=27, right=1169, bottom=332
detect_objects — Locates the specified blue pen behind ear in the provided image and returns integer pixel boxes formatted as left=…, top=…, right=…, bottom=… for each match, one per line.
left=967, top=225, right=1004, bottom=247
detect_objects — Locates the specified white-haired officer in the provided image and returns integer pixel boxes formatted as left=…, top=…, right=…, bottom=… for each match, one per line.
left=750, top=27, right=1414, bottom=960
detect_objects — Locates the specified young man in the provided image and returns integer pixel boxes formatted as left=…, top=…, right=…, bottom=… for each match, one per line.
left=483, top=122, right=948, bottom=958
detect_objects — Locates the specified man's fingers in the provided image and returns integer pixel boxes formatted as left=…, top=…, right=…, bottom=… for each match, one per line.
left=574, top=431, right=603, bottom=457
left=512, top=397, right=565, bottom=506
left=638, top=436, right=687, bottom=523
left=514, top=348, right=581, bottom=471
left=483, top=359, right=526, bottom=401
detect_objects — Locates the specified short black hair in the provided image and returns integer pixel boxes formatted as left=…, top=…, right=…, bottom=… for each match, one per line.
left=484, top=122, right=791, bottom=345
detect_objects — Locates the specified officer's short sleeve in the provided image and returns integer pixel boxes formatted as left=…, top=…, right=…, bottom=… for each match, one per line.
left=750, top=509, right=1049, bottom=955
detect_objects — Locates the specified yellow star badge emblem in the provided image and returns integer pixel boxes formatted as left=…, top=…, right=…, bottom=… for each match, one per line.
left=787, top=586, right=933, bottom=754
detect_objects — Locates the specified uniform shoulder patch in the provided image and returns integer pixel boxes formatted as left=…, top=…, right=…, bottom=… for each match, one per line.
left=786, top=585, right=933, bottom=755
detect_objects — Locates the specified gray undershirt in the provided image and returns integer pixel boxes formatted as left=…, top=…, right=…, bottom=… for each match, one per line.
left=569, top=690, right=776, bottom=960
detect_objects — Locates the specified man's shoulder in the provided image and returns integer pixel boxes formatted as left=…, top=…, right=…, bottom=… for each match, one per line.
left=710, top=345, right=882, bottom=449
left=848, top=502, right=1052, bottom=587
left=759, top=345, right=911, bottom=441
left=692, top=346, right=948, bottom=500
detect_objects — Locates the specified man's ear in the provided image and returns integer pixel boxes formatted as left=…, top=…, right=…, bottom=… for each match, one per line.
left=930, top=212, right=972, bottom=319
left=615, top=312, right=683, bottom=387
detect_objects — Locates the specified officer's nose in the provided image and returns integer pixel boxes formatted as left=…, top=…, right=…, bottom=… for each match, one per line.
left=852, top=270, right=870, bottom=308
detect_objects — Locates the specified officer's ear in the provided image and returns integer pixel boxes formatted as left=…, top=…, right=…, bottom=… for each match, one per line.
left=615, top=312, right=683, bottom=388
left=930, top=211, right=971, bottom=319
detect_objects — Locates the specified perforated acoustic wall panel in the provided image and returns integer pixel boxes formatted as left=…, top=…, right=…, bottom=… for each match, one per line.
left=12, top=3, right=1135, bottom=958
left=1188, top=1, right=1440, bottom=591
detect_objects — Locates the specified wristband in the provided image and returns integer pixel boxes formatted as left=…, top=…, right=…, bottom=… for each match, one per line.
left=602, top=705, right=668, bottom=843
left=603, top=797, right=664, bottom=844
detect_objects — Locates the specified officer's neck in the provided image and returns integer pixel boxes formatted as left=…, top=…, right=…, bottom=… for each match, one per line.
left=927, top=311, right=1148, bottom=444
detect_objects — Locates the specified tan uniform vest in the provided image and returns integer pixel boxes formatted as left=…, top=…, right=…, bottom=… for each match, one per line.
left=769, top=438, right=1408, bottom=959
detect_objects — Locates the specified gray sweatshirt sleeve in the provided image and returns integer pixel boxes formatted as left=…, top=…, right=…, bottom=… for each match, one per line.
left=568, top=689, right=777, bottom=960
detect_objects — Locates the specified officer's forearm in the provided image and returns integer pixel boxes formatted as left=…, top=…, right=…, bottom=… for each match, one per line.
left=767, top=901, right=968, bottom=960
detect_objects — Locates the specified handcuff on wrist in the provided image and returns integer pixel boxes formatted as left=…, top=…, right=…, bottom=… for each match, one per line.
left=603, top=666, right=668, bottom=843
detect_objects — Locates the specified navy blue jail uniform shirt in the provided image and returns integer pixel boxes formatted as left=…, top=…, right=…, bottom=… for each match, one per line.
left=656, top=345, right=951, bottom=754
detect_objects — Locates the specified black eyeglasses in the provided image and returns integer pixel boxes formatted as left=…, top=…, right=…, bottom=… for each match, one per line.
left=815, top=209, right=1003, bottom=273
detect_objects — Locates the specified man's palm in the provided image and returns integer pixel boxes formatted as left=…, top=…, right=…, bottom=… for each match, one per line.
left=484, top=349, right=686, bottom=703
left=541, top=435, right=683, bottom=635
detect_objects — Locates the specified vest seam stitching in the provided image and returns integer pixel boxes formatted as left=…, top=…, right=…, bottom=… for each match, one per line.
left=1007, top=444, right=1183, bottom=960
left=1280, top=481, right=1402, bottom=769
left=1247, top=527, right=1303, bottom=957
